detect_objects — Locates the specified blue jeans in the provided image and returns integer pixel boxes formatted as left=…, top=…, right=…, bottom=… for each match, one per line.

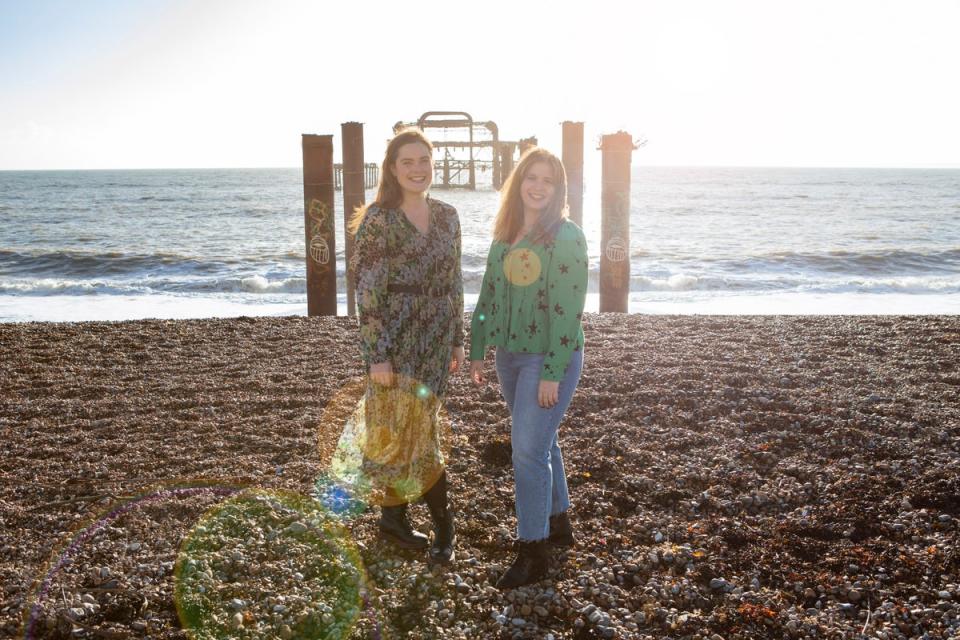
left=495, top=347, right=583, bottom=541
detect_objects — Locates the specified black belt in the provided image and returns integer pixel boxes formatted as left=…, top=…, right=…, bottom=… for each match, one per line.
left=387, top=284, right=451, bottom=297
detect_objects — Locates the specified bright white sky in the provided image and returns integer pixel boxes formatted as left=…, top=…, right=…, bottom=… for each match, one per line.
left=1, top=0, right=958, bottom=169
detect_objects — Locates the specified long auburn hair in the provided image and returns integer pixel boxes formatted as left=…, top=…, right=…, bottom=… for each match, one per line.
left=493, top=147, right=568, bottom=245
left=349, top=128, right=433, bottom=234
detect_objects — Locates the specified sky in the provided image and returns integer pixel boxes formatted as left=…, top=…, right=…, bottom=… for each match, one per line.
left=1, top=0, right=959, bottom=170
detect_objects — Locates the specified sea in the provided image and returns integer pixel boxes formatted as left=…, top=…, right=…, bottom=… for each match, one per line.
left=1, top=167, right=958, bottom=322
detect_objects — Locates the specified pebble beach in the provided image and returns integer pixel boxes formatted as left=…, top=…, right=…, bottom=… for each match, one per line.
left=2, top=314, right=959, bottom=639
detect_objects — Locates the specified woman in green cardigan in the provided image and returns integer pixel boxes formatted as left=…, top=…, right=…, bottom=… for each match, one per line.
left=469, top=148, right=588, bottom=588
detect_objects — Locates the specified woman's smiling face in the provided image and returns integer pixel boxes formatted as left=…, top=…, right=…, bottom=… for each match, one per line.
left=520, top=160, right=557, bottom=215
left=392, top=142, right=433, bottom=196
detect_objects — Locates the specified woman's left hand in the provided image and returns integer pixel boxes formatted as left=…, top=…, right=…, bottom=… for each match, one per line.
left=449, top=347, right=466, bottom=374
left=538, top=380, right=560, bottom=408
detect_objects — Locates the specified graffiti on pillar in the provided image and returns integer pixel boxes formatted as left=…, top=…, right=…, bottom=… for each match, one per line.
left=307, top=199, right=332, bottom=265
left=308, top=199, right=330, bottom=236
left=605, top=236, right=627, bottom=263
left=310, top=236, right=330, bottom=265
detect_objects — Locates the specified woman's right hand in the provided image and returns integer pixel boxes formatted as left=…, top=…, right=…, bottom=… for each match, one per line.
left=469, top=360, right=486, bottom=385
left=370, top=361, right=393, bottom=386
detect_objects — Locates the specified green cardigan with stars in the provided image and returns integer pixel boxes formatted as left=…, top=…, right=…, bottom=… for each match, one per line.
left=469, top=219, right=588, bottom=382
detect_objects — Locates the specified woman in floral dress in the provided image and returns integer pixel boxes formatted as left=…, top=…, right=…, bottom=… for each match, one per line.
left=348, top=128, right=463, bottom=564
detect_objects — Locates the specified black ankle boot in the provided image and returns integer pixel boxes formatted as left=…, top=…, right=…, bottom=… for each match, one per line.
left=423, top=472, right=456, bottom=565
left=379, top=503, right=429, bottom=550
left=495, top=539, right=549, bottom=589
left=548, top=511, right=574, bottom=547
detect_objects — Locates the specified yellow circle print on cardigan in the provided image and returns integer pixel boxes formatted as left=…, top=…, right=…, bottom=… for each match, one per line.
left=503, top=247, right=541, bottom=287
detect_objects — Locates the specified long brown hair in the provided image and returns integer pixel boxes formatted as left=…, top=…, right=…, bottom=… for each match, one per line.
left=349, top=128, right=433, bottom=234
left=493, top=147, right=568, bottom=245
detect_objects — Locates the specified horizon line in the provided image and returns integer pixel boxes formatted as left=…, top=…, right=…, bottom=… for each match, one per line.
left=2, top=163, right=959, bottom=172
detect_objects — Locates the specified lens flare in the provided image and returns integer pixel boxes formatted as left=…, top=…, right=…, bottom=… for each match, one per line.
left=317, top=375, right=450, bottom=510
left=174, top=489, right=369, bottom=640
left=21, top=481, right=246, bottom=640
left=503, top=248, right=541, bottom=287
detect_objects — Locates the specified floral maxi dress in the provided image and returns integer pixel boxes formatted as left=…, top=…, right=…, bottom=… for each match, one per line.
left=332, top=198, right=463, bottom=507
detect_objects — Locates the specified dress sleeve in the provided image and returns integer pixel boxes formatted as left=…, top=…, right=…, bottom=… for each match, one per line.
left=354, top=206, right=392, bottom=365
left=450, top=206, right=465, bottom=347
left=469, top=244, right=497, bottom=361
left=541, top=224, right=588, bottom=382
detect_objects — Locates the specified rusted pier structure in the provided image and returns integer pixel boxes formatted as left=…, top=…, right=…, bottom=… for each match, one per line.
left=340, top=122, right=364, bottom=316
left=302, top=118, right=645, bottom=318
left=598, top=131, right=638, bottom=313
left=518, top=136, right=538, bottom=157
left=334, top=163, right=378, bottom=191
left=393, top=111, right=532, bottom=190
left=302, top=134, right=337, bottom=316
left=562, top=122, right=584, bottom=227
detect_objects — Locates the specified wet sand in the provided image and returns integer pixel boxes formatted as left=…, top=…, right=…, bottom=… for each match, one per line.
left=2, top=314, right=958, bottom=639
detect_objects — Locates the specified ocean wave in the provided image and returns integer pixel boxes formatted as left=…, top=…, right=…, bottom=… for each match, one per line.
left=0, top=279, right=151, bottom=296
left=236, top=275, right=306, bottom=293
left=811, top=276, right=960, bottom=294
left=138, top=195, right=182, bottom=202
left=4, top=271, right=959, bottom=298
left=704, top=248, right=960, bottom=276
left=0, top=275, right=308, bottom=296
left=0, top=248, right=265, bottom=278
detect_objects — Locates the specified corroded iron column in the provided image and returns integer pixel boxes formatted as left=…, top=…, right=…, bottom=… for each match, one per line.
left=599, top=131, right=637, bottom=313
left=500, top=143, right=516, bottom=187
left=341, top=122, right=364, bottom=316
left=302, top=134, right=337, bottom=316
left=562, top=121, right=584, bottom=227
left=519, top=136, right=538, bottom=157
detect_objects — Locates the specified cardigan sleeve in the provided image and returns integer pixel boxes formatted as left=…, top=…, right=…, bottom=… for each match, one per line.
left=540, top=224, right=588, bottom=381
left=469, top=244, right=498, bottom=361
left=354, top=206, right=392, bottom=365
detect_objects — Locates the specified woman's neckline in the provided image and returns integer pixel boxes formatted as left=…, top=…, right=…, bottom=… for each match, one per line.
left=399, top=197, right=432, bottom=237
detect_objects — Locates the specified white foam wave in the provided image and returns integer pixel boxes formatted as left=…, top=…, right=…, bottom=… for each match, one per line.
left=238, top=275, right=306, bottom=293
left=812, top=276, right=960, bottom=294
left=0, top=279, right=146, bottom=295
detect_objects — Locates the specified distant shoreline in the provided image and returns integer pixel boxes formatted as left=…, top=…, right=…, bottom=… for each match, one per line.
left=4, top=165, right=960, bottom=172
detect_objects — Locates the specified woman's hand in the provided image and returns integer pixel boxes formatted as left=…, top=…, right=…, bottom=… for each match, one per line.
left=469, top=360, right=486, bottom=385
left=369, top=361, right=393, bottom=386
left=538, top=380, right=559, bottom=408
left=449, top=347, right=465, bottom=374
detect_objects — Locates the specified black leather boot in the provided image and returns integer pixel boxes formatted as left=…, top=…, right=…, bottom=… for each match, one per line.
left=378, top=503, right=429, bottom=550
left=548, top=511, right=574, bottom=547
left=495, top=539, right=549, bottom=589
left=423, top=471, right=456, bottom=565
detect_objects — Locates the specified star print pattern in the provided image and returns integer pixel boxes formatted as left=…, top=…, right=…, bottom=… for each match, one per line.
left=470, top=220, right=588, bottom=382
